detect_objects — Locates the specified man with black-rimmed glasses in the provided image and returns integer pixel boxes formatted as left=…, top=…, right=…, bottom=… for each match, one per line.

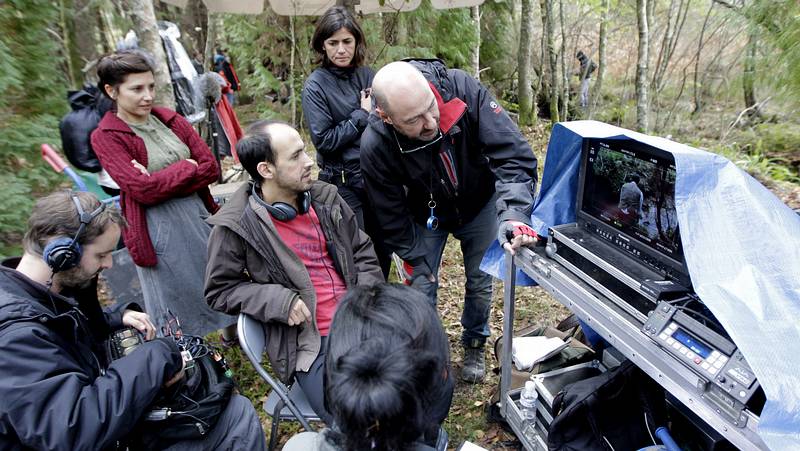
left=360, top=59, right=539, bottom=383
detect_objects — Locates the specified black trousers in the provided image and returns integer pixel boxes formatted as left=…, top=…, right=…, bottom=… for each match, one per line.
left=335, top=183, right=392, bottom=280
left=295, top=337, right=332, bottom=425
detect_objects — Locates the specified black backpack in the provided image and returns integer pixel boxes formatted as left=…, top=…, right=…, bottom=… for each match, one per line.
left=547, top=360, right=667, bottom=451
left=59, top=86, right=114, bottom=172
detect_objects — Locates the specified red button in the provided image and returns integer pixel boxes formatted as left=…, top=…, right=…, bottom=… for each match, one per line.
left=694, top=357, right=702, bottom=364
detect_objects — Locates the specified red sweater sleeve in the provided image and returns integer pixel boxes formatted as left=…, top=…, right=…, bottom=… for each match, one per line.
left=90, top=113, right=220, bottom=206
left=91, top=129, right=199, bottom=207
left=169, top=113, right=220, bottom=192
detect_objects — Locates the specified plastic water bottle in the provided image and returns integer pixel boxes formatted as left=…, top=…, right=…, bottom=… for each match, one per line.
left=519, top=381, right=539, bottom=442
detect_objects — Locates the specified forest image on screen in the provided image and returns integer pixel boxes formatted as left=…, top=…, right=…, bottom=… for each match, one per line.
left=583, top=143, right=682, bottom=260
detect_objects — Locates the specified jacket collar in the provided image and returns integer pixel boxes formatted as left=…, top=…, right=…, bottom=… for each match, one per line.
left=323, top=64, right=357, bottom=80
left=367, top=82, right=466, bottom=149
left=96, top=107, right=179, bottom=134
left=429, top=82, right=466, bottom=134
left=0, top=258, right=81, bottom=327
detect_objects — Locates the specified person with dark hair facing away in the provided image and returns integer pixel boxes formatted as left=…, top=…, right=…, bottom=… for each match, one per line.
left=205, top=120, right=384, bottom=424
left=214, top=48, right=240, bottom=106
left=90, top=50, right=236, bottom=342
left=283, top=283, right=454, bottom=451
left=301, top=6, right=392, bottom=279
left=575, top=50, right=597, bottom=108
left=0, top=190, right=265, bottom=450
left=361, top=60, right=539, bottom=383
left=618, top=173, right=643, bottom=226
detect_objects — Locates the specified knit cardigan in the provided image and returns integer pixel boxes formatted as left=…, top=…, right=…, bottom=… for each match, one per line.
left=91, top=107, right=219, bottom=267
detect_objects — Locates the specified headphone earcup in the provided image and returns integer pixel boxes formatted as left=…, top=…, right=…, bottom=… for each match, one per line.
left=298, top=191, right=311, bottom=214
left=43, top=238, right=82, bottom=272
left=265, top=202, right=297, bottom=222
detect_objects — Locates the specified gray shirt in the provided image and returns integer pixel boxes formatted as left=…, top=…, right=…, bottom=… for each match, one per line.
left=126, top=115, right=191, bottom=171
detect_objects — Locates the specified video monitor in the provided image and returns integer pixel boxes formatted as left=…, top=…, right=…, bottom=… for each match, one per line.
left=577, top=138, right=688, bottom=284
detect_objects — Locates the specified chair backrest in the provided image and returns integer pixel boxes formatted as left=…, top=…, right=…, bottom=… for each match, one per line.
left=238, top=312, right=266, bottom=365
left=237, top=313, right=315, bottom=431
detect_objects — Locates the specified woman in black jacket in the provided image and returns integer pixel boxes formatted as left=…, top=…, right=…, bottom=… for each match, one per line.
left=301, top=6, right=391, bottom=278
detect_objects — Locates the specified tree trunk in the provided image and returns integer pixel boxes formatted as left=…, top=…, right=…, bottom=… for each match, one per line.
left=636, top=0, right=649, bottom=132
left=558, top=0, right=568, bottom=121
left=382, top=12, right=407, bottom=47
left=543, top=0, right=559, bottom=122
left=647, top=0, right=655, bottom=67
left=62, top=0, right=100, bottom=88
left=692, top=3, right=714, bottom=114
left=335, top=0, right=356, bottom=14
left=61, top=0, right=81, bottom=89
left=652, top=0, right=677, bottom=94
left=518, top=0, right=535, bottom=125
left=396, top=12, right=408, bottom=46
left=290, top=15, right=297, bottom=127
left=127, top=0, right=175, bottom=109
left=592, top=0, right=609, bottom=114
left=471, top=5, right=481, bottom=79
left=177, top=0, right=208, bottom=56
left=743, top=28, right=757, bottom=113
left=98, top=0, right=123, bottom=54
left=205, top=13, right=220, bottom=70
left=74, top=0, right=99, bottom=68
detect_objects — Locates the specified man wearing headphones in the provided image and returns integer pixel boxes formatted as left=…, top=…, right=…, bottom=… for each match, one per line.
left=205, top=120, right=383, bottom=424
left=0, top=191, right=266, bottom=450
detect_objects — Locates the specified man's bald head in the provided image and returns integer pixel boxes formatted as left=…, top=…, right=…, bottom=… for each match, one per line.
left=372, top=62, right=429, bottom=114
left=372, top=61, right=440, bottom=141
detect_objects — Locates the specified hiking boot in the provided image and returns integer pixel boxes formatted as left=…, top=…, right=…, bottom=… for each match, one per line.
left=461, top=344, right=486, bottom=383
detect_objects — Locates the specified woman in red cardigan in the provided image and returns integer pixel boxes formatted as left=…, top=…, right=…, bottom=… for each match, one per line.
left=91, top=51, right=235, bottom=340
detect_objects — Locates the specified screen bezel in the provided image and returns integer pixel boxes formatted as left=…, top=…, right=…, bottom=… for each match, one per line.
left=576, top=137, right=689, bottom=285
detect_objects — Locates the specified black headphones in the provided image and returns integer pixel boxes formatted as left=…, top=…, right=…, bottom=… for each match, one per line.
left=251, top=183, right=311, bottom=222
left=42, top=194, right=107, bottom=273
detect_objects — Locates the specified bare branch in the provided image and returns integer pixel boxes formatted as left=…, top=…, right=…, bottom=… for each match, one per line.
left=45, top=27, right=64, bottom=45
left=711, top=0, right=742, bottom=10
left=721, top=96, right=771, bottom=142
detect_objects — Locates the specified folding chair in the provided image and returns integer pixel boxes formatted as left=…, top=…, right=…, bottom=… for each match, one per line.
left=237, top=314, right=320, bottom=451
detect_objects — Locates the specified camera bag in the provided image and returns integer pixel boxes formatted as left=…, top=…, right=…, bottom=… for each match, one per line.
left=132, top=343, right=235, bottom=449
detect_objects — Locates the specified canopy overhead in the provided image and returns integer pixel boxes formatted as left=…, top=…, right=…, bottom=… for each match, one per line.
left=161, top=0, right=484, bottom=15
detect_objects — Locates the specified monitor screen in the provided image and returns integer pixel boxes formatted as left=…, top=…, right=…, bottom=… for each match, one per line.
left=579, top=138, right=684, bottom=266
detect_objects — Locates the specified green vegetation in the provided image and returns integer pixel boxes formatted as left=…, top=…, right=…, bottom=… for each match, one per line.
left=0, top=0, right=67, bottom=254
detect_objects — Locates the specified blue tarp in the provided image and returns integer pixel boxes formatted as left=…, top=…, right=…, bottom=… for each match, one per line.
left=481, top=120, right=800, bottom=449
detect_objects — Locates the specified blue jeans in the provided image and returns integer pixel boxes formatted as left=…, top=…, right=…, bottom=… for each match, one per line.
left=580, top=78, right=590, bottom=108
left=411, top=196, right=498, bottom=347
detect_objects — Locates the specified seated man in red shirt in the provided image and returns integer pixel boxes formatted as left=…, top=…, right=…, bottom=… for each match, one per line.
left=204, top=120, right=383, bottom=423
